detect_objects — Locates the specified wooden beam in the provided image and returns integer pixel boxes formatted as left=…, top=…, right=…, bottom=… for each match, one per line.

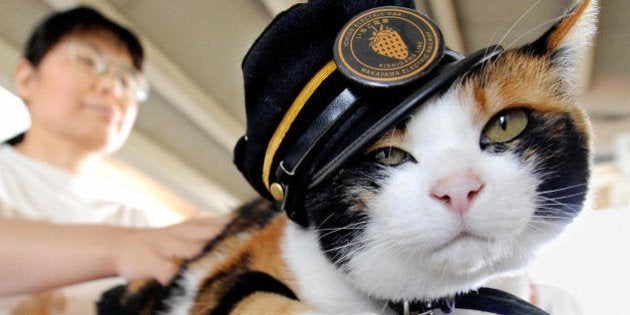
left=427, top=0, right=466, bottom=53
left=116, top=131, right=241, bottom=216
left=260, top=0, right=304, bottom=17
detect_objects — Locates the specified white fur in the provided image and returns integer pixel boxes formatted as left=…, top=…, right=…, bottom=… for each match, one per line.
left=284, top=222, right=394, bottom=314
left=160, top=259, right=209, bottom=315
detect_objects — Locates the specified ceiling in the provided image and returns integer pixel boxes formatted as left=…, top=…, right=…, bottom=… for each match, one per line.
left=0, top=0, right=628, bottom=215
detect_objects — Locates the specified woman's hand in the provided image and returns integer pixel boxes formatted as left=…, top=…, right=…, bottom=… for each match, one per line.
left=113, top=217, right=229, bottom=284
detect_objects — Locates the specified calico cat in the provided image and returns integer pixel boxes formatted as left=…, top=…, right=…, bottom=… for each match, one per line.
left=98, top=0, right=597, bottom=314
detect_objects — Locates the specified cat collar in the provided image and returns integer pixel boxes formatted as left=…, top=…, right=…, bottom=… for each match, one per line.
left=234, top=1, right=504, bottom=227
left=388, top=287, right=550, bottom=315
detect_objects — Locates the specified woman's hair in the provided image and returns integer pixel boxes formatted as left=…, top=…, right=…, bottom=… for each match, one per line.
left=24, top=6, right=144, bottom=70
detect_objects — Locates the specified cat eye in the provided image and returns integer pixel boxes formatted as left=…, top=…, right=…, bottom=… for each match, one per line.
left=482, top=108, right=529, bottom=144
left=368, top=147, right=414, bottom=166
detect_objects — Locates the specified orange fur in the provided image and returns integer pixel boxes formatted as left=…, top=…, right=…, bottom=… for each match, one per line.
left=247, top=215, right=296, bottom=288
left=469, top=50, right=590, bottom=136
left=231, top=292, right=315, bottom=314
left=184, top=211, right=301, bottom=315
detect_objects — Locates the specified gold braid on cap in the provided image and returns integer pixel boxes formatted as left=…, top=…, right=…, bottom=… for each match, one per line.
left=262, top=60, right=337, bottom=199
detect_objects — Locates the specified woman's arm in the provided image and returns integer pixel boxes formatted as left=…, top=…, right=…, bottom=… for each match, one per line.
left=0, top=216, right=226, bottom=296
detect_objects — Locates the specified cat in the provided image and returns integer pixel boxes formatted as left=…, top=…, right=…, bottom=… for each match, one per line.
left=98, top=0, right=597, bottom=314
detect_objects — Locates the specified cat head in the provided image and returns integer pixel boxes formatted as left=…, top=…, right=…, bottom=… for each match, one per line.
left=236, top=0, right=597, bottom=300
left=300, top=0, right=597, bottom=300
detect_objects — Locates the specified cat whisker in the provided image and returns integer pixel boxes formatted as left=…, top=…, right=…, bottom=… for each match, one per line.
left=534, top=202, right=583, bottom=213
left=528, top=215, right=574, bottom=222
left=528, top=221, right=573, bottom=227
left=536, top=197, right=585, bottom=210
left=534, top=207, right=580, bottom=215
left=530, top=211, right=577, bottom=221
left=524, top=220, right=569, bottom=236
left=334, top=237, right=400, bottom=266
left=358, top=172, right=387, bottom=183
left=541, top=199, right=585, bottom=208
left=535, top=206, right=583, bottom=216
left=537, top=209, right=581, bottom=216
left=315, top=220, right=367, bottom=232
left=536, top=182, right=589, bottom=195
left=330, top=240, right=392, bottom=266
left=316, top=225, right=367, bottom=239
left=482, top=17, right=507, bottom=61
left=533, top=157, right=564, bottom=179
left=506, top=15, right=565, bottom=49
left=316, top=225, right=366, bottom=233
left=537, top=194, right=587, bottom=205
left=322, top=238, right=367, bottom=255
left=526, top=223, right=573, bottom=235
left=315, top=213, right=337, bottom=230
left=536, top=206, right=583, bottom=215
left=378, top=301, right=393, bottom=314
left=536, top=201, right=585, bottom=211
left=497, top=0, right=545, bottom=48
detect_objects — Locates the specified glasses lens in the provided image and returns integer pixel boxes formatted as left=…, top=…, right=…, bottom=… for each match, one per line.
left=116, top=66, right=149, bottom=102
left=134, top=80, right=149, bottom=103
left=68, top=42, right=149, bottom=103
left=69, top=44, right=106, bottom=74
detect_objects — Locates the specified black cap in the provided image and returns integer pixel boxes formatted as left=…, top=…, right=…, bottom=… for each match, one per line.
left=234, top=0, right=503, bottom=226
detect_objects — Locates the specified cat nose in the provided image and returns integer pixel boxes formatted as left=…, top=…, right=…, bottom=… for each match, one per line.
left=430, top=171, right=484, bottom=215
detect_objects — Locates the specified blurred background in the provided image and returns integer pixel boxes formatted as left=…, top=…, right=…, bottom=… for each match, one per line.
left=0, top=0, right=628, bottom=313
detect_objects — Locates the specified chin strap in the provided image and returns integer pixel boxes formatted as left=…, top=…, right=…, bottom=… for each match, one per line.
left=388, top=287, right=551, bottom=315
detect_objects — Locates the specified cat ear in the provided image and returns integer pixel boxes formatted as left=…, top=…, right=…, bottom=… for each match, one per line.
left=522, top=0, right=599, bottom=85
left=545, top=0, right=598, bottom=52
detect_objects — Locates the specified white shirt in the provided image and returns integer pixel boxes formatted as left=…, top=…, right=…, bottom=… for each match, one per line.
left=0, top=145, right=151, bottom=315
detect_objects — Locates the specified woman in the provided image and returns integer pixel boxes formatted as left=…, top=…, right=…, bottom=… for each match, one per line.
left=0, top=7, right=225, bottom=314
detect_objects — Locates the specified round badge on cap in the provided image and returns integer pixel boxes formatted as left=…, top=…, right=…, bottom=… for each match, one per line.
left=334, top=6, right=445, bottom=87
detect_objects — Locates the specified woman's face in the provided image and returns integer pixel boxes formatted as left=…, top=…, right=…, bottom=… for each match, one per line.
left=19, top=31, right=142, bottom=154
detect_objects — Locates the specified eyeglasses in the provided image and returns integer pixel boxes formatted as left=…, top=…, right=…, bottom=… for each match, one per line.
left=65, top=41, right=149, bottom=102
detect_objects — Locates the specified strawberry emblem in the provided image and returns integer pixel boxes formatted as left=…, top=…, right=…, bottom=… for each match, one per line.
left=369, top=25, right=409, bottom=60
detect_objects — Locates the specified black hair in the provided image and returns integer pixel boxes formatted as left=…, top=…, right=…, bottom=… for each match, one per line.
left=6, top=6, right=144, bottom=146
left=24, top=6, right=144, bottom=70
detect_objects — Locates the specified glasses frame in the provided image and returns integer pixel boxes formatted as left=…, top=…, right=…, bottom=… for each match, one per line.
left=64, top=41, right=149, bottom=103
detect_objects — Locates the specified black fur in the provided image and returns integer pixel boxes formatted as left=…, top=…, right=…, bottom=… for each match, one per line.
left=481, top=110, right=589, bottom=219
left=211, top=271, right=298, bottom=315
left=97, top=280, right=163, bottom=314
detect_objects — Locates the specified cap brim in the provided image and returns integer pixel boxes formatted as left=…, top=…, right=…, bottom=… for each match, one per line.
left=300, top=46, right=505, bottom=188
